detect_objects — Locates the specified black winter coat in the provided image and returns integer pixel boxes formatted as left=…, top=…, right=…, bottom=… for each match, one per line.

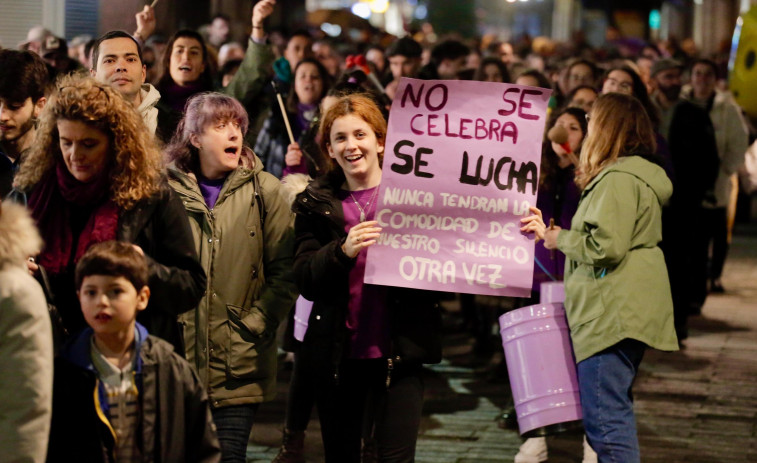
left=11, top=181, right=206, bottom=354
left=119, top=182, right=207, bottom=354
left=292, top=170, right=442, bottom=379
left=47, top=325, right=221, bottom=462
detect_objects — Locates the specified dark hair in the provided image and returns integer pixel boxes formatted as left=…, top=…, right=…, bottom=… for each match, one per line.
left=84, top=39, right=97, bottom=63
left=474, top=57, right=511, bottom=83
left=516, top=69, right=553, bottom=90
left=567, top=58, right=599, bottom=80
left=0, top=50, right=50, bottom=103
left=287, top=29, right=313, bottom=44
left=327, top=74, right=387, bottom=119
left=485, top=40, right=503, bottom=57
left=287, top=57, right=332, bottom=112
left=327, top=80, right=368, bottom=99
left=156, top=30, right=214, bottom=91
left=75, top=241, right=149, bottom=291
left=564, top=85, right=597, bottom=105
left=91, top=31, right=143, bottom=71
left=603, top=65, right=660, bottom=128
left=540, top=106, right=587, bottom=190
left=219, top=58, right=242, bottom=78
left=430, top=40, right=469, bottom=65
left=690, top=58, right=719, bottom=79
left=386, top=36, right=422, bottom=59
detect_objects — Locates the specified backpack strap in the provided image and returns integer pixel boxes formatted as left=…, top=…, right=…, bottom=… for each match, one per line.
left=252, top=172, right=267, bottom=229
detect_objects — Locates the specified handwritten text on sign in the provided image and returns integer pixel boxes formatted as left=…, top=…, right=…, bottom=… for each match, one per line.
left=364, top=78, right=550, bottom=296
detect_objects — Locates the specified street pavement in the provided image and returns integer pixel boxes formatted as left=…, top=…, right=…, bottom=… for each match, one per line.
left=245, top=223, right=757, bottom=462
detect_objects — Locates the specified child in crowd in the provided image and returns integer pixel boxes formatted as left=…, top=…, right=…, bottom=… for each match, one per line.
left=46, top=241, right=221, bottom=462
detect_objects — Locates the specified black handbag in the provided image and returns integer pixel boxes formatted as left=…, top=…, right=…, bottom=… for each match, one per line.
left=35, top=264, right=69, bottom=353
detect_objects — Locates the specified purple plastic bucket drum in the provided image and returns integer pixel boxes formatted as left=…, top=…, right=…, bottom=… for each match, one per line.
left=498, top=282, right=583, bottom=437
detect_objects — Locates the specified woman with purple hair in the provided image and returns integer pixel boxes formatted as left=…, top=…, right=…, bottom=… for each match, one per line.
left=165, top=92, right=298, bottom=463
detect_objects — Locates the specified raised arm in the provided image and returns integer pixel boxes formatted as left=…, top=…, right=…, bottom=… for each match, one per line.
left=223, top=0, right=277, bottom=102
left=133, top=5, right=156, bottom=45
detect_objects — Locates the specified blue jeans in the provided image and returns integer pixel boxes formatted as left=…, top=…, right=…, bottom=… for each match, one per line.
left=211, top=404, right=259, bottom=463
left=577, top=339, right=646, bottom=463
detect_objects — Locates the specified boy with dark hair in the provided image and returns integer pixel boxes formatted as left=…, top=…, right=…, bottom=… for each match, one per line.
left=47, top=241, right=221, bottom=462
left=0, top=49, right=49, bottom=197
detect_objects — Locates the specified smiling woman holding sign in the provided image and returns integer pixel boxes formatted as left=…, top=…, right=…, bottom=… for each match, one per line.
left=544, top=93, right=678, bottom=462
left=292, top=93, right=544, bottom=462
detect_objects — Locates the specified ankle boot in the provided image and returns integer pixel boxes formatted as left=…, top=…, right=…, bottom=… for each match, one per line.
left=271, top=429, right=305, bottom=463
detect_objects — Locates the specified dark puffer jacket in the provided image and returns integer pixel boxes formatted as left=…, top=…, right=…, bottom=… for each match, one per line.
left=292, top=169, right=442, bottom=380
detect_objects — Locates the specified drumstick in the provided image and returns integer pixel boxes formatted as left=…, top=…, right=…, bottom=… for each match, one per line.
left=150, top=0, right=160, bottom=8
left=271, top=81, right=295, bottom=144
left=549, top=218, right=555, bottom=260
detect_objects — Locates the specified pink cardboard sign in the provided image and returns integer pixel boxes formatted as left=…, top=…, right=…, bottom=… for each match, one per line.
left=364, top=78, right=550, bottom=296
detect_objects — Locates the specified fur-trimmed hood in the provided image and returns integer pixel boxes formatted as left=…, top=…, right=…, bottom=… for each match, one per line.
left=0, top=200, right=43, bottom=268
left=280, top=173, right=312, bottom=207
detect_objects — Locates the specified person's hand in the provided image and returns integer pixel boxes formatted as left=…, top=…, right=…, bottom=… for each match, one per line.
left=131, top=244, right=145, bottom=257
left=520, top=206, right=546, bottom=241
left=544, top=226, right=562, bottom=250
left=285, top=143, right=303, bottom=167
left=341, top=220, right=381, bottom=258
left=251, top=0, right=276, bottom=40
left=26, top=257, right=39, bottom=275
left=135, top=5, right=156, bottom=42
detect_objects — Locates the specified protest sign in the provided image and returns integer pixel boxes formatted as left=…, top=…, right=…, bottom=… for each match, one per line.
left=364, top=78, right=551, bottom=296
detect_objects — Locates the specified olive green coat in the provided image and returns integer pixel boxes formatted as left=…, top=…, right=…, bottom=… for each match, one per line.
left=556, top=156, right=679, bottom=362
left=168, top=157, right=297, bottom=408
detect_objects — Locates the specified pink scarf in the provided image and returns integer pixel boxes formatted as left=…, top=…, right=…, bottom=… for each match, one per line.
left=29, top=162, right=119, bottom=274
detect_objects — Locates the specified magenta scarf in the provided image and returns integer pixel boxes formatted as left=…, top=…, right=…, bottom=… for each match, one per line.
left=29, top=162, right=119, bottom=274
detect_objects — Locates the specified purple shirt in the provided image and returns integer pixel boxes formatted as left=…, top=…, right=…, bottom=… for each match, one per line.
left=533, top=165, right=580, bottom=290
left=339, top=186, right=390, bottom=359
left=198, top=174, right=227, bottom=209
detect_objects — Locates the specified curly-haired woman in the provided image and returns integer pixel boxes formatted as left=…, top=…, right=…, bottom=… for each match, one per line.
left=12, top=75, right=205, bottom=353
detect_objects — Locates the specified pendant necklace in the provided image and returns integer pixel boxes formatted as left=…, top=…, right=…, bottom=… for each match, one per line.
left=349, top=187, right=379, bottom=222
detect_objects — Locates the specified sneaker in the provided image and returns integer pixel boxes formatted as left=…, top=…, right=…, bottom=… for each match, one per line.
left=514, top=437, right=547, bottom=463
left=582, top=435, right=598, bottom=463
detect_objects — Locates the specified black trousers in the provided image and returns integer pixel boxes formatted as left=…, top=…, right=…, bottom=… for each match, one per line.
left=662, top=205, right=709, bottom=339
left=702, top=207, right=729, bottom=280
left=312, top=357, right=424, bottom=463
left=284, top=348, right=316, bottom=432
